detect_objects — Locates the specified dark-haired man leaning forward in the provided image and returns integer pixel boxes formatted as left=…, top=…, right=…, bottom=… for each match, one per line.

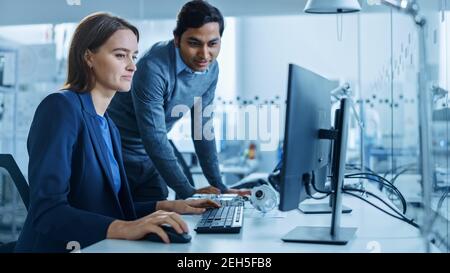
left=108, top=0, right=250, bottom=202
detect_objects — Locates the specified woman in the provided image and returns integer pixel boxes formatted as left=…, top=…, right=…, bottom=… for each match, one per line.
left=15, top=12, right=218, bottom=252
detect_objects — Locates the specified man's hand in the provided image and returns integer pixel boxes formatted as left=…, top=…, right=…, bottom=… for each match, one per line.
left=226, top=188, right=251, bottom=196
left=156, top=199, right=220, bottom=214
left=195, top=186, right=221, bottom=195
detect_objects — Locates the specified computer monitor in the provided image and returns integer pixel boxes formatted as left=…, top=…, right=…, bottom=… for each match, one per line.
left=278, top=64, right=334, bottom=211
left=279, top=64, right=357, bottom=245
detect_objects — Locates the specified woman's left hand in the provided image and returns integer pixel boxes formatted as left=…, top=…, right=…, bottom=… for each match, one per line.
left=156, top=199, right=220, bottom=214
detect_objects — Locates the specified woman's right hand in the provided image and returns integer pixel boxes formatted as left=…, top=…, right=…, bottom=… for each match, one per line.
left=106, top=210, right=188, bottom=243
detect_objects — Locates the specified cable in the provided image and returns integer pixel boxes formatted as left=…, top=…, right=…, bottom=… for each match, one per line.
left=346, top=175, right=400, bottom=194
left=345, top=175, right=406, bottom=208
left=304, top=172, right=330, bottom=200
left=390, top=166, right=418, bottom=186
left=346, top=175, right=404, bottom=205
left=318, top=170, right=407, bottom=214
left=346, top=172, right=406, bottom=201
left=428, top=187, right=450, bottom=232
left=344, top=187, right=404, bottom=218
left=437, top=188, right=450, bottom=214
left=310, top=172, right=418, bottom=229
left=345, top=174, right=407, bottom=214
left=311, top=171, right=332, bottom=195
left=312, top=170, right=408, bottom=218
left=344, top=189, right=419, bottom=229
left=382, top=163, right=417, bottom=178
left=346, top=172, right=395, bottom=186
left=343, top=189, right=420, bottom=229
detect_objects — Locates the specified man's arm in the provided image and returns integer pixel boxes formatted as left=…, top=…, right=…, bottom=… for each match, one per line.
left=191, top=78, right=228, bottom=192
left=131, top=60, right=196, bottom=199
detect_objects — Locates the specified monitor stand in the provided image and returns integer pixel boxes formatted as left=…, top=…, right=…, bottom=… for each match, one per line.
left=298, top=203, right=352, bottom=214
left=282, top=226, right=357, bottom=245
left=282, top=99, right=357, bottom=245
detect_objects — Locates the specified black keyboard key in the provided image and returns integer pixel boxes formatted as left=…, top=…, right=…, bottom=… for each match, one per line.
left=202, top=209, right=212, bottom=220
left=207, top=210, right=217, bottom=220
left=215, top=207, right=224, bottom=219
left=194, top=205, right=243, bottom=234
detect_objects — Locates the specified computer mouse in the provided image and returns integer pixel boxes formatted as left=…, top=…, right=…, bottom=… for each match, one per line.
left=143, top=225, right=192, bottom=244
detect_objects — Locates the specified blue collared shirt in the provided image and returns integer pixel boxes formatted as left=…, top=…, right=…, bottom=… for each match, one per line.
left=97, top=115, right=121, bottom=195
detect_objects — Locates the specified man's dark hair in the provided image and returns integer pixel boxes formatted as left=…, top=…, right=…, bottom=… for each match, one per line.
left=173, top=0, right=224, bottom=38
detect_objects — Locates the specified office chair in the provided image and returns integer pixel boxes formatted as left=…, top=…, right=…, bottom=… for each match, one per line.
left=0, top=154, right=30, bottom=253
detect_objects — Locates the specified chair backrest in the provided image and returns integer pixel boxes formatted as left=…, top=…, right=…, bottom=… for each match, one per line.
left=0, top=154, right=29, bottom=252
left=0, top=154, right=29, bottom=211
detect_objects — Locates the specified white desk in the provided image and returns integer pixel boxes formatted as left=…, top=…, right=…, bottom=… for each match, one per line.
left=83, top=185, right=433, bottom=253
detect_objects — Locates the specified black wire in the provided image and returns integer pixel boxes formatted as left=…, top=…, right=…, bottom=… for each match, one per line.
left=346, top=176, right=403, bottom=203
left=304, top=173, right=330, bottom=200
left=308, top=172, right=419, bottom=229
left=390, top=166, right=418, bottom=185
left=384, top=166, right=417, bottom=210
left=346, top=172, right=394, bottom=186
left=345, top=175, right=407, bottom=214
left=311, top=171, right=332, bottom=195
left=346, top=175, right=401, bottom=196
left=345, top=172, right=406, bottom=203
left=344, top=188, right=405, bottom=218
left=318, top=171, right=407, bottom=214
left=428, top=187, right=450, bottom=231
left=382, top=163, right=417, bottom=178
left=437, top=188, right=450, bottom=214
left=345, top=175, right=406, bottom=208
left=343, top=189, right=420, bottom=229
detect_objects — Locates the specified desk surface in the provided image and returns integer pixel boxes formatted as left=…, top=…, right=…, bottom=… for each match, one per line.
left=83, top=184, right=432, bottom=253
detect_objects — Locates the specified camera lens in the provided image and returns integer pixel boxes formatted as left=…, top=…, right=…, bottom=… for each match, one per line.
left=255, top=190, right=264, bottom=199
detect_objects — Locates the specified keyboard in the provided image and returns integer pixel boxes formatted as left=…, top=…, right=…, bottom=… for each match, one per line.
left=194, top=202, right=244, bottom=233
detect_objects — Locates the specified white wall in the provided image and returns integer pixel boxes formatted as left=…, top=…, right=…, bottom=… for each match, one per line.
left=232, top=12, right=423, bottom=171
left=236, top=14, right=359, bottom=101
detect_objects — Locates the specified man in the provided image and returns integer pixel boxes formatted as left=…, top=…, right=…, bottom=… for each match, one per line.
left=108, top=0, right=249, bottom=201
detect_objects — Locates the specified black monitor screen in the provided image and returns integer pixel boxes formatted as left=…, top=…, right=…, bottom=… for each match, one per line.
left=279, top=64, right=336, bottom=211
